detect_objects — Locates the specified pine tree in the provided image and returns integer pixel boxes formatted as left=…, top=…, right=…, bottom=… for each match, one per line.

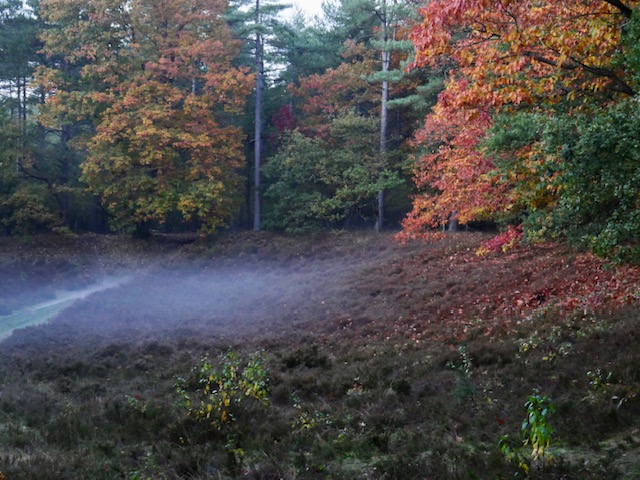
left=226, top=0, right=291, bottom=231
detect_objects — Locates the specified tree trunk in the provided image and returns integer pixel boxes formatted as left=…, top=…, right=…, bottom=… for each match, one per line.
left=377, top=61, right=388, bottom=233
left=447, top=212, right=459, bottom=232
left=58, top=124, right=71, bottom=226
left=22, top=76, right=27, bottom=122
left=253, top=0, right=263, bottom=231
left=376, top=0, right=390, bottom=233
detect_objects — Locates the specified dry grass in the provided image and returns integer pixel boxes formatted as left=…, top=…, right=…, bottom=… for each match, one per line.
left=0, top=231, right=639, bottom=478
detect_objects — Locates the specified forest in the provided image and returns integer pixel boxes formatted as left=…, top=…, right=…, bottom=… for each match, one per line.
left=0, top=0, right=424, bottom=238
left=0, top=0, right=636, bottom=259
left=1, top=0, right=640, bottom=478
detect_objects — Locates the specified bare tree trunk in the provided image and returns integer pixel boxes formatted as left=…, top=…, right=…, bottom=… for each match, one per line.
left=9, top=81, right=15, bottom=118
left=448, top=212, right=459, bottom=232
left=38, top=90, right=46, bottom=156
left=21, top=76, right=27, bottom=137
left=376, top=0, right=390, bottom=233
left=376, top=58, right=388, bottom=233
left=58, top=124, right=71, bottom=226
left=253, top=0, right=263, bottom=231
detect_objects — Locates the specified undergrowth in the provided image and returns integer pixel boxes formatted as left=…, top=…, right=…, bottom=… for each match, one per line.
left=1, top=304, right=639, bottom=479
left=0, top=233, right=639, bottom=478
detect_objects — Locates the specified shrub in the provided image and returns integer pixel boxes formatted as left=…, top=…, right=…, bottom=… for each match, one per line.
left=176, top=351, right=270, bottom=430
left=263, top=113, right=401, bottom=232
left=500, top=389, right=555, bottom=475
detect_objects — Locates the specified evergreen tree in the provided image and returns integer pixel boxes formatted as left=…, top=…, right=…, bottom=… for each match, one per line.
left=226, top=0, right=291, bottom=231
left=0, top=0, right=78, bottom=234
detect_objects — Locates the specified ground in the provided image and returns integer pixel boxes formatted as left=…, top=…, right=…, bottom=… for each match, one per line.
left=0, top=231, right=639, bottom=479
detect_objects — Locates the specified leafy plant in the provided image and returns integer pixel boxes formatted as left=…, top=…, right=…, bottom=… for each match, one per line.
left=523, top=391, right=555, bottom=462
left=476, top=225, right=524, bottom=256
left=585, top=369, right=639, bottom=410
left=291, top=392, right=332, bottom=433
left=447, top=345, right=476, bottom=402
left=500, top=390, right=555, bottom=475
left=263, top=113, right=401, bottom=232
left=176, top=351, right=270, bottom=430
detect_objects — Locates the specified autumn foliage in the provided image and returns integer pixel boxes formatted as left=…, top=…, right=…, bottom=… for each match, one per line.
left=290, top=40, right=378, bottom=138
left=411, top=0, right=637, bottom=102
left=37, top=0, right=252, bottom=233
left=403, top=0, right=640, bottom=242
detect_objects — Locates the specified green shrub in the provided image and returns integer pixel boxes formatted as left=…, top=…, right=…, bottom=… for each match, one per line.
left=176, top=351, right=270, bottom=430
left=500, top=390, right=555, bottom=475
left=263, top=113, right=402, bottom=232
left=486, top=97, right=640, bottom=262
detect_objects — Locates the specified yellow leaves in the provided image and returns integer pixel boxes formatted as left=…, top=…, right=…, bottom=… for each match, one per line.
left=38, top=0, right=251, bottom=232
left=411, top=0, right=632, bottom=107
left=179, top=353, right=270, bottom=431
left=80, top=71, right=246, bottom=232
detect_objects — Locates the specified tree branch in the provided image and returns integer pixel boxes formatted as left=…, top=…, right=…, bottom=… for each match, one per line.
left=16, top=159, right=51, bottom=185
left=525, top=51, right=636, bottom=96
left=602, top=0, right=633, bottom=18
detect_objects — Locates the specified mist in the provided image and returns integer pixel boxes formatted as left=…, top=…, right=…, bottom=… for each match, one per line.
left=0, top=250, right=369, bottom=351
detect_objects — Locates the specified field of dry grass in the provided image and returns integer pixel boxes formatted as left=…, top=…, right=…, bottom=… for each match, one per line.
left=0, top=231, right=639, bottom=478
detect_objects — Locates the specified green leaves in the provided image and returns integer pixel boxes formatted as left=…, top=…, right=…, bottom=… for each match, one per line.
left=500, top=389, right=555, bottom=475
left=522, top=391, right=555, bottom=461
left=263, top=113, right=400, bottom=232
left=480, top=94, right=640, bottom=262
left=177, top=351, right=270, bottom=430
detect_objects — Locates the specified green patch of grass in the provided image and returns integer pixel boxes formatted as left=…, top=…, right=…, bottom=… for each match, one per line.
left=0, top=299, right=75, bottom=340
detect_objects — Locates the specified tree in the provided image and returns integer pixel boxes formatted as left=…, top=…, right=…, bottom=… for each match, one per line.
left=0, top=0, right=83, bottom=234
left=375, top=0, right=392, bottom=231
left=0, top=1, right=37, bottom=134
left=483, top=96, right=640, bottom=262
left=254, top=0, right=263, bottom=231
left=38, top=0, right=253, bottom=234
left=410, top=0, right=637, bottom=102
left=291, top=40, right=378, bottom=137
left=369, top=0, right=417, bottom=231
left=226, top=0, right=291, bottom=231
left=402, top=0, right=640, bottom=239
left=263, top=112, right=399, bottom=231
left=277, top=12, right=344, bottom=83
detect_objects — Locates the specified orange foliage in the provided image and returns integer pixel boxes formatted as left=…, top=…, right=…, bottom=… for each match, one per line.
left=400, top=77, right=511, bottom=236
left=402, top=0, right=637, bottom=238
left=411, top=0, right=636, bottom=101
left=38, top=0, right=252, bottom=232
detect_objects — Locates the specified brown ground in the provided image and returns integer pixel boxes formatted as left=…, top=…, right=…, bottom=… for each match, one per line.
left=1, top=231, right=639, bottom=479
left=1, top=230, right=637, bottom=350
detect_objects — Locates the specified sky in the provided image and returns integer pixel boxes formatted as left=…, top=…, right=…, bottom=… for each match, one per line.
left=285, top=0, right=326, bottom=20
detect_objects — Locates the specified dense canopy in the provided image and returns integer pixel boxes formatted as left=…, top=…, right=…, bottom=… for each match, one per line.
left=1, top=0, right=640, bottom=259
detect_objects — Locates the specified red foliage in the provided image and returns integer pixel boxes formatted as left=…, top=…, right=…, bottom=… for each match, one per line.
left=290, top=41, right=378, bottom=137
left=399, top=78, right=511, bottom=239
left=402, top=0, right=637, bottom=239
left=272, top=104, right=296, bottom=136
left=347, top=234, right=640, bottom=345
left=476, top=225, right=523, bottom=256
